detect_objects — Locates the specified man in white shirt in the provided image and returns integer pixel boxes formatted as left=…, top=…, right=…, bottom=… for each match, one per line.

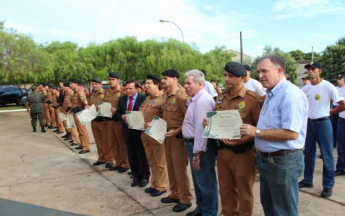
left=243, top=65, right=266, bottom=97
left=200, top=70, right=218, bottom=98
left=336, top=76, right=345, bottom=176
left=302, top=76, right=310, bottom=86
left=299, top=62, right=345, bottom=198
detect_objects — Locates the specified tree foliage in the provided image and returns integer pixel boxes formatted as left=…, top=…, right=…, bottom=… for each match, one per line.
left=289, top=49, right=321, bottom=61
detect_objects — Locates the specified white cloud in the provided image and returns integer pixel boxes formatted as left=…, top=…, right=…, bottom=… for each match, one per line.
left=273, top=0, right=345, bottom=19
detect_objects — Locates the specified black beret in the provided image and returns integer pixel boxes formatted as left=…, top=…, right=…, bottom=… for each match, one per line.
left=48, top=84, right=56, bottom=89
left=91, top=77, right=102, bottom=84
left=69, top=78, right=80, bottom=84
left=146, top=74, right=160, bottom=82
left=305, top=62, right=322, bottom=70
left=109, top=72, right=121, bottom=79
left=161, top=69, right=180, bottom=78
left=244, top=65, right=252, bottom=71
left=59, top=79, right=66, bottom=83
left=39, top=82, right=47, bottom=87
left=224, top=62, right=247, bottom=76
left=63, top=81, right=70, bottom=87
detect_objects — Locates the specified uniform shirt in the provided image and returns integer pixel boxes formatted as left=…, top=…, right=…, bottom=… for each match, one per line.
left=339, top=86, right=345, bottom=119
left=162, top=87, right=189, bottom=130
left=139, top=91, right=163, bottom=122
left=89, top=89, right=105, bottom=106
left=26, top=92, right=45, bottom=113
left=71, top=87, right=87, bottom=108
left=204, top=81, right=218, bottom=97
left=104, top=87, right=123, bottom=108
left=182, top=88, right=215, bottom=153
left=256, top=79, right=308, bottom=152
left=244, top=78, right=266, bottom=97
left=62, top=89, right=73, bottom=111
left=302, top=80, right=344, bottom=119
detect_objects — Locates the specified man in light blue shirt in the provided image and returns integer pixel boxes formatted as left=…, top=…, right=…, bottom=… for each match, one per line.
left=240, top=55, right=308, bottom=216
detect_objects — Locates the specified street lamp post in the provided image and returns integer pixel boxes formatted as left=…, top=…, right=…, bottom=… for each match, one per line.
left=159, top=20, right=185, bottom=43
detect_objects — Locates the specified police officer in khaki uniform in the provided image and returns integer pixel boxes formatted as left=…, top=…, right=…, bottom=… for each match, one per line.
left=69, top=79, right=90, bottom=154
left=89, top=78, right=113, bottom=166
left=50, top=84, right=64, bottom=134
left=47, top=84, right=57, bottom=129
left=104, top=72, right=130, bottom=171
left=160, top=69, right=193, bottom=213
left=139, top=74, right=169, bottom=197
left=205, top=62, right=262, bottom=216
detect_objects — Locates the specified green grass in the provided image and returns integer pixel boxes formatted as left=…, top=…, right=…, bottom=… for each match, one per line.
left=0, top=106, right=25, bottom=110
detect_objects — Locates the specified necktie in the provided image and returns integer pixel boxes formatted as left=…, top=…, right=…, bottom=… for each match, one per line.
left=128, top=97, right=133, bottom=111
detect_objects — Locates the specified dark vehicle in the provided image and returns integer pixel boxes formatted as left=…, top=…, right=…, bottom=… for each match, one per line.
left=0, top=85, right=24, bottom=106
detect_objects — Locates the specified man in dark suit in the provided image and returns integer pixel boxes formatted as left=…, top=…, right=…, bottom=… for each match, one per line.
left=114, top=80, right=150, bottom=187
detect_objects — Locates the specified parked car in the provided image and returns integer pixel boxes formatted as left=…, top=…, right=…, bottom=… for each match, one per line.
left=0, top=85, right=24, bottom=106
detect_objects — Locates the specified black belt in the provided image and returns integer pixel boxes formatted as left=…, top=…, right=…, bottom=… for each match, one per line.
left=308, top=116, right=330, bottom=122
left=216, top=140, right=254, bottom=154
left=183, top=138, right=194, bottom=143
left=339, top=117, right=345, bottom=122
left=261, top=149, right=301, bottom=157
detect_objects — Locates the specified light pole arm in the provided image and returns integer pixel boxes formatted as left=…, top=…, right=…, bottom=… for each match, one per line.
left=159, top=20, right=185, bottom=43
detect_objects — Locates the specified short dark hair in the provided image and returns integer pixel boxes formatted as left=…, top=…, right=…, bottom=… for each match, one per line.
left=257, top=55, right=286, bottom=72
left=125, top=79, right=137, bottom=87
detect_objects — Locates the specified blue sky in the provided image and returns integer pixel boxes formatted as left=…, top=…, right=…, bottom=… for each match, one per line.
left=1, top=0, right=345, bottom=58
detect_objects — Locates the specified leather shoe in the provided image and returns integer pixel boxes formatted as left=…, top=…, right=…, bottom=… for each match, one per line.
left=105, top=163, right=114, bottom=168
left=53, top=129, right=59, bottom=132
left=56, top=131, right=63, bottom=134
left=61, top=133, right=69, bottom=138
left=138, top=179, right=148, bottom=187
left=161, top=196, right=179, bottom=204
left=150, top=189, right=167, bottom=197
left=172, top=202, right=191, bottom=212
left=298, top=181, right=313, bottom=188
left=144, top=187, right=155, bottom=193
left=79, top=150, right=90, bottom=154
left=109, top=166, right=120, bottom=171
left=41, top=128, right=46, bottom=133
left=321, top=188, right=332, bottom=198
left=335, top=169, right=345, bottom=176
left=118, top=167, right=130, bottom=173
left=186, top=210, right=202, bottom=216
left=64, top=137, right=72, bottom=141
left=131, top=178, right=139, bottom=187
left=75, top=146, right=82, bottom=150
left=70, top=143, right=78, bottom=146
left=93, top=161, right=106, bottom=166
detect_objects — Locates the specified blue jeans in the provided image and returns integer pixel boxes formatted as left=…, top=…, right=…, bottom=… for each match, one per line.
left=260, top=150, right=304, bottom=216
left=336, top=119, right=345, bottom=172
left=302, top=119, right=335, bottom=188
left=185, top=140, right=218, bottom=216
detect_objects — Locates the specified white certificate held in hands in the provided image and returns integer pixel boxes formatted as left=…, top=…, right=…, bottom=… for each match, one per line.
left=66, top=113, right=75, bottom=128
left=76, top=104, right=98, bottom=125
left=202, top=110, right=243, bottom=139
left=145, top=115, right=167, bottom=144
left=98, top=102, right=112, bottom=118
left=58, top=112, right=67, bottom=121
left=126, top=111, right=145, bottom=130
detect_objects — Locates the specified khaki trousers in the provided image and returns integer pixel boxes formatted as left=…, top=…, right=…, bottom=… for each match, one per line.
left=48, top=105, right=56, bottom=127
left=73, top=113, right=90, bottom=150
left=217, top=148, right=257, bottom=216
left=43, top=103, right=51, bottom=126
left=91, top=121, right=112, bottom=163
left=54, top=108, right=64, bottom=132
left=141, top=133, right=168, bottom=191
left=107, top=121, right=129, bottom=167
left=165, top=136, right=192, bottom=204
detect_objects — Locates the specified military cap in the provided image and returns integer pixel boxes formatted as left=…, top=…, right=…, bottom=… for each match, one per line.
left=39, top=82, right=47, bottom=87
left=59, top=79, right=66, bottom=83
left=161, top=69, right=180, bottom=78
left=109, top=72, right=121, bottom=79
left=91, top=77, right=102, bottom=84
left=244, top=65, right=252, bottom=71
left=146, top=74, right=160, bottom=82
left=63, top=81, right=70, bottom=87
left=305, top=62, right=322, bottom=70
left=337, top=74, right=343, bottom=79
left=69, top=78, right=80, bottom=84
left=48, top=84, right=56, bottom=89
left=224, top=62, right=247, bottom=76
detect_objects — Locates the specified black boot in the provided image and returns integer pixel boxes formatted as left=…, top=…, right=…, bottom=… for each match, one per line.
left=41, top=127, right=47, bottom=133
left=33, top=127, right=37, bottom=132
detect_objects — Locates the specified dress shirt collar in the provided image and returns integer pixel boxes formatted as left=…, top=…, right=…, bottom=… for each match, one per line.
left=267, top=78, right=286, bottom=97
left=129, top=92, right=138, bottom=100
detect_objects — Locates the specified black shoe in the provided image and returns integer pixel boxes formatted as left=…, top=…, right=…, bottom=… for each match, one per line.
left=335, top=170, right=345, bottom=176
left=75, top=146, right=82, bottom=150
left=161, top=196, right=179, bottom=204
left=48, top=126, right=53, bottom=129
left=53, top=129, right=59, bottom=132
left=150, top=189, right=167, bottom=197
left=145, top=187, right=155, bottom=193
left=138, top=179, right=148, bottom=187
left=172, top=202, right=192, bottom=212
left=93, top=161, right=106, bottom=166
left=118, top=167, right=130, bottom=173
left=298, top=181, right=313, bottom=188
left=186, top=210, right=202, bottom=216
left=79, top=150, right=90, bottom=154
left=70, top=143, right=78, bottom=146
left=41, top=127, right=46, bottom=133
left=321, top=188, right=332, bottom=198
left=69, top=140, right=74, bottom=143
left=131, top=178, right=139, bottom=187
left=56, top=131, right=63, bottom=134
left=50, top=126, right=56, bottom=129
left=44, top=124, right=48, bottom=127
left=33, top=127, right=36, bottom=132
left=61, top=133, right=70, bottom=138
left=105, top=163, right=114, bottom=168
left=109, top=166, right=120, bottom=171
left=64, top=137, right=72, bottom=141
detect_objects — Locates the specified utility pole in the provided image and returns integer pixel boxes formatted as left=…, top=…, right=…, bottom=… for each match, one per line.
left=311, top=46, right=314, bottom=61
left=240, top=31, right=243, bottom=64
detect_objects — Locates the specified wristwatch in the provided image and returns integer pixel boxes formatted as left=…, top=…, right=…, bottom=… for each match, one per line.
left=256, top=129, right=261, bottom=138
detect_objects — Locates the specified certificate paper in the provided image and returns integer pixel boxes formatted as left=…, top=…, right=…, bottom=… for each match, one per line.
left=126, top=111, right=145, bottom=130
left=58, top=112, right=67, bottom=121
left=145, top=115, right=167, bottom=144
left=202, top=110, right=243, bottom=139
left=98, top=102, right=112, bottom=118
left=66, top=113, right=75, bottom=128
left=76, top=105, right=98, bottom=125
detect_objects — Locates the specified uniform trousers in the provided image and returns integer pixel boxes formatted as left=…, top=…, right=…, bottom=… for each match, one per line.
left=73, top=113, right=90, bottom=150
left=91, top=120, right=112, bottom=163
left=48, top=104, right=56, bottom=127
left=336, top=118, right=345, bottom=172
left=141, top=133, right=168, bottom=191
left=30, top=112, right=45, bottom=127
left=217, top=146, right=256, bottom=216
left=107, top=121, right=129, bottom=167
left=54, top=108, right=64, bottom=132
left=43, top=103, right=51, bottom=126
left=165, top=135, right=193, bottom=204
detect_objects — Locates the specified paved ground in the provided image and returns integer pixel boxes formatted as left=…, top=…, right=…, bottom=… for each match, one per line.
left=0, top=111, right=345, bottom=216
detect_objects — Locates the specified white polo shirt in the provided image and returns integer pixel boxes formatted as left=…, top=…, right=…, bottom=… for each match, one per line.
left=339, top=86, right=345, bottom=119
left=204, top=81, right=218, bottom=97
left=244, top=78, right=266, bottom=96
left=302, top=80, right=344, bottom=119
